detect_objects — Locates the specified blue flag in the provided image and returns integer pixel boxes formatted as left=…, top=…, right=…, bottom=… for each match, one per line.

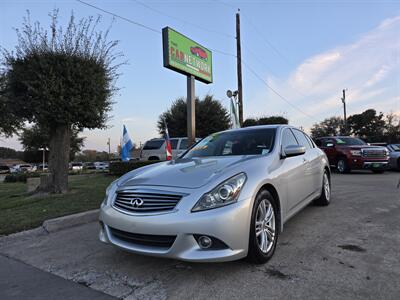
left=121, top=125, right=133, bottom=161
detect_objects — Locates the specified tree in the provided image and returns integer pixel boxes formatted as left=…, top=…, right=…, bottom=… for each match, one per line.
left=310, top=117, right=344, bottom=138
left=243, top=116, right=288, bottom=127
left=383, top=112, right=400, bottom=143
left=0, top=11, right=121, bottom=193
left=19, top=124, right=85, bottom=161
left=347, top=109, right=385, bottom=142
left=157, top=95, right=230, bottom=137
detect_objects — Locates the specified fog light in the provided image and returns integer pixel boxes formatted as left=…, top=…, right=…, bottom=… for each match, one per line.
left=198, top=235, right=212, bottom=249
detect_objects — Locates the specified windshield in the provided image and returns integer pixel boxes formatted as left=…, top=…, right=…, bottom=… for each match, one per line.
left=391, top=144, right=400, bottom=151
left=335, top=137, right=366, bottom=146
left=183, top=128, right=276, bottom=158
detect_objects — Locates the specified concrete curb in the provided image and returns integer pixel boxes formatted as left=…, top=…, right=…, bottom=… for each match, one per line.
left=42, top=209, right=99, bottom=233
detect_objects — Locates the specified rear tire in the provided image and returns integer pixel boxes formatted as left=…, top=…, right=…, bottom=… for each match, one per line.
left=247, top=190, right=279, bottom=264
left=337, top=158, right=350, bottom=174
left=314, top=171, right=331, bottom=206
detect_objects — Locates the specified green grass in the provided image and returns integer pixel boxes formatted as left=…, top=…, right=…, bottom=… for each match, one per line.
left=0, top=174, right=117, bottom=236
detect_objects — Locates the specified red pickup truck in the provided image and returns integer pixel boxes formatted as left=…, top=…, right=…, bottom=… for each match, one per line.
left=314, top=136, right=389, bottom=174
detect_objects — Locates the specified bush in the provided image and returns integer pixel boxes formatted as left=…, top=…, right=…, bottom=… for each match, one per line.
left=4, top=173, right=28, bottom=183
left=109, top=161, right=160, bottom=176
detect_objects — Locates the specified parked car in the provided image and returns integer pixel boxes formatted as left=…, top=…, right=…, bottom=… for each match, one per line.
left=386, top=144, right=400, bottom=170
left=94, top=162, right=109, bottom=170
left=99, top=125, right=331, bottom=263
left=37, top=163, right=48, bottom=171
left=140, top=137, right=200, bottom=161
left=84, top=162, right=96, bottom=170
left=314, top=136, right=389, bottom=174
left=0, top=165, right=10, bottom=174
left=69, top=162, right=83, bottom=172
left=10, top=164, right=36, bottom=173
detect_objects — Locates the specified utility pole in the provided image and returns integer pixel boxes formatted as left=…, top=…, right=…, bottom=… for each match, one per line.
left=341, top=89, right=347, bottom=134
left=236, top=10, right=243, bottom=126
left=107, top=138, right=111, bottom=160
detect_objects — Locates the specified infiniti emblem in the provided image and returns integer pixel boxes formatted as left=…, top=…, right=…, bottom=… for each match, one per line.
left=130, top=198, right=144, bottom=207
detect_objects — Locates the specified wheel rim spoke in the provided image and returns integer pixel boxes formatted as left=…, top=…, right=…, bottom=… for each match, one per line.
left=255, top=199, right=276, bottom=253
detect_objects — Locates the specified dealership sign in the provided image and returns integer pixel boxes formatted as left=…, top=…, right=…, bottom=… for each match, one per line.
left=162, top=27, right=212, bottom=84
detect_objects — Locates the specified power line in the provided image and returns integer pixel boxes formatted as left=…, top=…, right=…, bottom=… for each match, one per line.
left=77, top=0, right=237, bottom=58
left=77, top=0, right=161, bottom=34
left=77, top=0, right=315, bottom=121
left=214, top=0, right=293, bottom=66
left=131, top=0, right=235, bottom=39
left=242, top=61, right=318, bottom=122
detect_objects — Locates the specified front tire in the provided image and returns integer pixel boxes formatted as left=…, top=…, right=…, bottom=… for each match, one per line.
left=314, top=171, right=331, bottom=206
left=337, top=158, right=350, bottom=174
left=247, top=190, right=279, bottom=264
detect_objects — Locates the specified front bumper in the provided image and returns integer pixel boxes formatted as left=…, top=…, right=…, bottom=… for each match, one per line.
left=99, top=197, right=252, bottom=262
left=348, top=158, right=389, bottom=170
left=362, top=161, right=388, bottom=170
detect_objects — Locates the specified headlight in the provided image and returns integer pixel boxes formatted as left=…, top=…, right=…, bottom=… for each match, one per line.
left=350, top=150, right=362, bottom=156
left=102, top=180, right=118, bottom=206
left=192, top=173, right=247, bottom=212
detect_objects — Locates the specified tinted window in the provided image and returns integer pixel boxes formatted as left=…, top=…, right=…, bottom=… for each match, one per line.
left=183, top=128, right=276, bottom=158
left=179, top=138, right=188, bottom=150
left=143, top=140, right=164, bottom=150
left=292, top=130, right=311, bottom=150
left=314, top=139, right=322, bottom=147
left=170, top=139, right=179, bottom=150
left=334, top=137, right=366, bottom=145
left=281, top=129, right=298, bottom=149
left=322, top=139, right=335, bottom=147
left=304, top=134, right=315, bottom=148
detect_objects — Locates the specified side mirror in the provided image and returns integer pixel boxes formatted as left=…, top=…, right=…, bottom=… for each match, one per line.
left=282, top=145, right=306, bottom=158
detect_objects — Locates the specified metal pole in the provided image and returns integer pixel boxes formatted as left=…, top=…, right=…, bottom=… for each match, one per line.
left=236, top=10, right=243, bottom=126
left=341, top=89, right=347, bottom=134
left=187, top=75, right=195, bottom=146
left=42, top=147, right=45, bottom=171
left=107, top=138, right=111, bottom=159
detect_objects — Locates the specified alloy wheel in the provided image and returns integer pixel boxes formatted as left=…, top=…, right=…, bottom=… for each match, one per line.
left=255, top=199, right=276, bottom=253
left=323, top=173, right=331, bottom=202
left=337, top=160, right=345, bottom=173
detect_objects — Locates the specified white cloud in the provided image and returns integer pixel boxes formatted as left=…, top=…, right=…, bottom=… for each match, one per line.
left=249, top=15, right=400, bottom=129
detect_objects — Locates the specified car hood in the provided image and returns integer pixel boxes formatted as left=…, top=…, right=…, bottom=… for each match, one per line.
left=121, top=156, right=255, bottom=189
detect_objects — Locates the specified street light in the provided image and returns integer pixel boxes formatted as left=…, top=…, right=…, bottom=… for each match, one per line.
left=227, top=90, right=240, bottom=128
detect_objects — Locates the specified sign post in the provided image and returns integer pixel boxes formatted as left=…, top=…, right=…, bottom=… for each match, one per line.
left=187, top=75, right=195, bottom=145
left=162, top=27, right=212, bottom=146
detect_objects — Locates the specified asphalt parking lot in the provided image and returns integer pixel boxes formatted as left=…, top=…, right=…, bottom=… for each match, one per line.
left=1, top=171, right=399, bottom=300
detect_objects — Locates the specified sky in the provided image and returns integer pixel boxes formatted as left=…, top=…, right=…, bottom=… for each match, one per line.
left=1, top=0, right=399, bottom=152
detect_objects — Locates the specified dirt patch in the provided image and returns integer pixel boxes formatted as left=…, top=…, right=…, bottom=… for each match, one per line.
left=338, top=244, right=366, bottom=252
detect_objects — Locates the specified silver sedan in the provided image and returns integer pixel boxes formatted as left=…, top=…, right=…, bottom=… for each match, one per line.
left=99, top=125, right=331, bottom=263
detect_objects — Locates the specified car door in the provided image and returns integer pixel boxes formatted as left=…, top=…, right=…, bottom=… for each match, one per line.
left=320, top=138, right=336, bottom=165
left=279, top=128, right=310, bottom=212
left=292, top=130, right=322, bottom=194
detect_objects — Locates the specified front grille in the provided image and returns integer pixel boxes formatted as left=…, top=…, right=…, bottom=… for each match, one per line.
left=362, top=148, right=387, bottom=158
left=113, top=191, right=182, bottom=214
left=109, top=227, right=176, bottom=248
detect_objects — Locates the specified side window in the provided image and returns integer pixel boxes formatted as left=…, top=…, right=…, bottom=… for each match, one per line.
left=179, top=138, right=188, bottom=150
left=322, top=139, right=334, bottom=147
left=314, top=139, right=322, bottom=147
left=170, top=139, right=179, bottom=150
left=292, top=130, right=311, bottom=150
left=303, top=133, right=315, bottom=148
left=281, top=129, right=298, bottom=149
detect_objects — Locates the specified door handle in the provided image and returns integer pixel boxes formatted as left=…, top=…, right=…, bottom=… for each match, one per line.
left=303, top=158, right=308, bottom=163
